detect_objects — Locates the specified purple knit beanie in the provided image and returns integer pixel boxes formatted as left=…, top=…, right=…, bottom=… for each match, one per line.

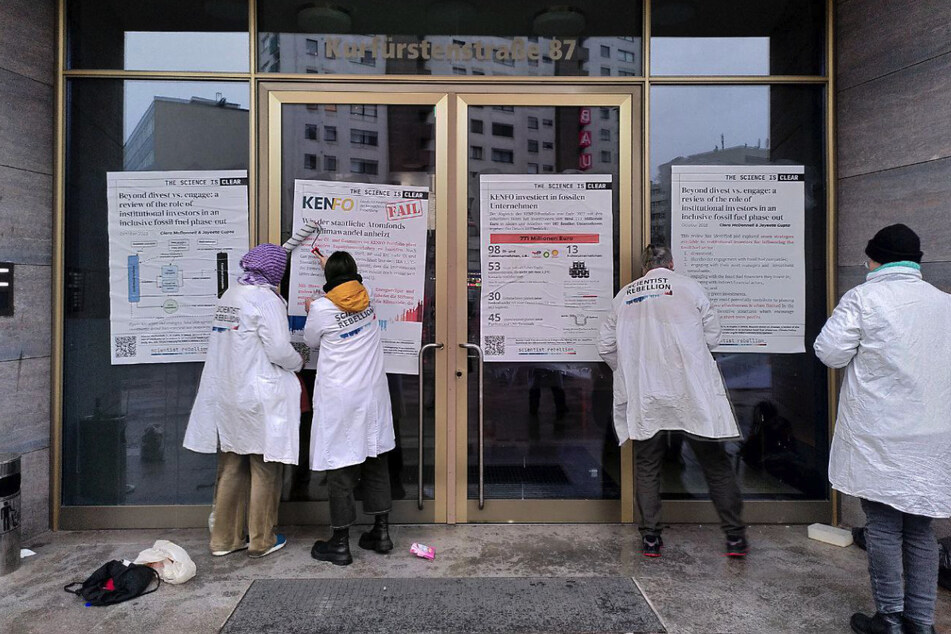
left=239, top=243, right=287, bottom=286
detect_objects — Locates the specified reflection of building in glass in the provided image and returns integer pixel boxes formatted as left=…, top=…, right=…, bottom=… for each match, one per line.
left=124, top=96, right=248, bottom=170
left=650, top=143, right=770, bottom=244
left=282, top=102, right=392, bottom=185
left=582, top=37, right=640, bottom=77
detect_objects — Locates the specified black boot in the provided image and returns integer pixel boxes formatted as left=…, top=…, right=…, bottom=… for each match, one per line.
left=358, top=513, right=393, bottom=553
left=311, top=527, right=352, bottom=566
left=850, top=612, right=903, bottom=634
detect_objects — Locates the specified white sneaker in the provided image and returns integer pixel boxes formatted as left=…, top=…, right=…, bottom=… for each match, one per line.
left=249, top=534, right=287, bottom=559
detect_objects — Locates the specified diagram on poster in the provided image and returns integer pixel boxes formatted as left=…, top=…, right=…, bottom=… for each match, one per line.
left=107, top=170, right=250, bottom=364
left=671, top=164, right=806, bottom=353
left=287, top=180, right=429, bottom=375
left=480, top=174, right=614, bottom=362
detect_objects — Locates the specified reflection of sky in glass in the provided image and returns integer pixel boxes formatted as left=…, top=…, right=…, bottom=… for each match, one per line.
left=651, top=37, right=769, bottom=75
left=650, top=85, right=769, bottom=179
left=124, top=32, right=249, bottom=72
left=123, top=81, right=250, bottom=142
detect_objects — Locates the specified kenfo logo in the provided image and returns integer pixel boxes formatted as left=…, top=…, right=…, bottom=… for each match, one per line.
left=301, top=196, right=355, bottom=211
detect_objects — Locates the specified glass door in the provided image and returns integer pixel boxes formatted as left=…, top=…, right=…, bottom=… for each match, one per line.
left=262, top=88, right=451, bottom=524
left=261, top=84, right=640, bottom=525
left=454, top=92, right=639, bottom=522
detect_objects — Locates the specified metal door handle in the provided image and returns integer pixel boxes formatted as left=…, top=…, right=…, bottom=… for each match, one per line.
left=417, top=342, right=443, bottom=510
left=459, top=343, right=485, bottom=509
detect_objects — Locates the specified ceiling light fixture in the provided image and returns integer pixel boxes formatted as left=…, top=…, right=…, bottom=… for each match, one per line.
left=297, top=3, right=353, bottom=34
left=533, top=6, right=586, bottom=37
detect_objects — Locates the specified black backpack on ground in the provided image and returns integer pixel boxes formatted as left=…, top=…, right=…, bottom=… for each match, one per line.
left=64, top=560, right=161, bottom=606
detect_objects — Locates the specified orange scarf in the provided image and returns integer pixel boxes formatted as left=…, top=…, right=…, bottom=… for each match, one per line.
left=325, top=280, right=370, bottom=312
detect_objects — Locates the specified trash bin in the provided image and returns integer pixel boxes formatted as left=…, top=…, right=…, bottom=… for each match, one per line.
left=0, top=453, right=21, bottom=576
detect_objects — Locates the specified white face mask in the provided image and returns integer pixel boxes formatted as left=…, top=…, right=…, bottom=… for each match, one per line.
left=864, top=260, right=871, bottom=270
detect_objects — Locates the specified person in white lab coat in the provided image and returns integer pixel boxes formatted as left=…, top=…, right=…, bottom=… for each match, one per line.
left=815, top=224, right=951, bottom=634
left=184, top=243, right=303, bottom=558
left=304, top=250, right=395, bottom=566
left=598, top=244, right=746, bottom=558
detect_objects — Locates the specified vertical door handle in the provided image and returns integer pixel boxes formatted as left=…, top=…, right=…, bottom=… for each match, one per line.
left=459, top=343, right=485, bottom=509
left=417, top=342, right=443, bottom=510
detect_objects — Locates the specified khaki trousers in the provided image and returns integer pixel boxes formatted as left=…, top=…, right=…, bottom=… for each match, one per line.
left=210, top=451, right=283, bottom=556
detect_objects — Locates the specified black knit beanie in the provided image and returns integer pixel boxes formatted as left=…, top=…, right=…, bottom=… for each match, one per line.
left=865, top=223, right=922, bottom=264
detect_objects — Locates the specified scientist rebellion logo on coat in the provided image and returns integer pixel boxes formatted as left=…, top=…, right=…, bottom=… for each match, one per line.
left=625, top=277, right=673, bottom=304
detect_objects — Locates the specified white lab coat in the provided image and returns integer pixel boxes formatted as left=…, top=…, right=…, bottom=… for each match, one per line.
left=184, top=284, right=303, bottom=464
left=598, top=267, right=740, bottom=443
left=303, top=295, right=395, bottom=472
left=815, top=265, right=951, bottom=518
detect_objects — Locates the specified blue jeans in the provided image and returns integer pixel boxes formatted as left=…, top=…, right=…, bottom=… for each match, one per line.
left=861, top=498, right=938, bottom=626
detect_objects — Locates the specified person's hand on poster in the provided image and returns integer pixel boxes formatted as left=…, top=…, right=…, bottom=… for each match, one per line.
left=312, top=245, right=329, bottom=269
left=304, top=296, right=313, bottom=313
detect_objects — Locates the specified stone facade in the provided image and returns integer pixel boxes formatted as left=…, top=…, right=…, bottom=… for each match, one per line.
left=0, top=0, right=55, bottom=539
left=834, top=0, right=951, bottom=531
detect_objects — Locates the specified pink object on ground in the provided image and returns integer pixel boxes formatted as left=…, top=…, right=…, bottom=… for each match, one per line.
left=410, top=543, right=435, bottom=560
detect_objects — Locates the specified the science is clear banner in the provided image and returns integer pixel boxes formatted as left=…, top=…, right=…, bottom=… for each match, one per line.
left=288, top=179, right=429, bottom=375
left=671, top=165, right=806, bottom=354
left=479, top=174, right=614, bottom=362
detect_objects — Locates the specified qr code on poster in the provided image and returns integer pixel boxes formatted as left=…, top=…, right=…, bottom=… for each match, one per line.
left=114, top=336, right=137, bottom=359
left=484, top=335, right=505, bottom=356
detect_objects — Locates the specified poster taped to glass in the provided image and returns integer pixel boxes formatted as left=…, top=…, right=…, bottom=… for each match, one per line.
left=287, top=179, right=429, bottom=375
left=106, top=170, right=250, bottom=364
left=479, top=174, right=614, bottom=362
left=670, top=165, right=806, bottom=354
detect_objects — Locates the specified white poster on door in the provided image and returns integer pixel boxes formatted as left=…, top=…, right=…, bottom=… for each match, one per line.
left=479, top=174, right=614, bottom=362
left=107, top=170, right=250, bottom=364
left=288, top=180, right=429, bottom=375
left=670, top=164, right=806, bottom=354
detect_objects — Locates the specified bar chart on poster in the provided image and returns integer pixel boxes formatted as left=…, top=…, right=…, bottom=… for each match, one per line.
left=479, top=174, right=614, bottom=362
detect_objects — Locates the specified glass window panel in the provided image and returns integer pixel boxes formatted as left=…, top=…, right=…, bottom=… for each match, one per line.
left=67, top=0, right=250, bottom=71
left=466, top=104, right=623, bottom=500
left=649, top=85, right=828, bottom=500
left=650, top=0, right=825, bottom=76
left=257, top=0, right=642, bottom=76
left=279, top=102, right=438, bottom=503
left=63, top=79, right=250, bottom=506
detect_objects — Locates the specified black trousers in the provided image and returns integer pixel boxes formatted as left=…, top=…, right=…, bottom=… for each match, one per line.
left=634, top=433, right=745, bottom=538
left=327, top=454, right=392, bottom=529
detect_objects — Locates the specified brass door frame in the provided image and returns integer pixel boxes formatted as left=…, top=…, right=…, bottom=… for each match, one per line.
left=453, top=90, right=639, bottom=523
left=49, top=1, right=836, bottom=532
left=260, top=86, right=451, bottom=524
left=257, top=82, right=642, bottom=524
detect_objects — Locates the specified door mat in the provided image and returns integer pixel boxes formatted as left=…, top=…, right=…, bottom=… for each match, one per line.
left=221, top=577, right=665, bottom=633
